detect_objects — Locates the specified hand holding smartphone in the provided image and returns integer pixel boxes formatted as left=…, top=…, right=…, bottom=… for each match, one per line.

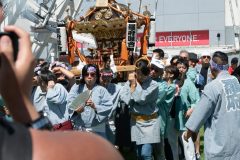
left=0, top=32, right=18, bottom=61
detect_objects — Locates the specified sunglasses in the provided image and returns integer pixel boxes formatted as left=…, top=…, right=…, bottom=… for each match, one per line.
left=202, top=56, right=211, bottom=59
left=85, top=72, right=96, bottom=77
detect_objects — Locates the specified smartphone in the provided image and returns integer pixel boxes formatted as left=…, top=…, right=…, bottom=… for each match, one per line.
left=0, top=32, right=19, bottom=61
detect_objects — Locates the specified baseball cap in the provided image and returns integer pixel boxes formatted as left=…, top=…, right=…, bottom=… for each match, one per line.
left=231, top=57, right=238, bottom=64
left=189, top=52, right=199, bottom=63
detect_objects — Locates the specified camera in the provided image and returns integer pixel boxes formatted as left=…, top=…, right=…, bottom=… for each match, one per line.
left=0, top=32, right=19, bottom=61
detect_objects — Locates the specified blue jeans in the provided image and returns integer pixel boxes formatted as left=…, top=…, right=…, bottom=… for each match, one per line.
left=136, top=144, right=153, bottom=160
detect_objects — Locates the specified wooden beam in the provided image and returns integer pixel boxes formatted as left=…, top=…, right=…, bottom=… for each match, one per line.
left=71, top=65, right=136, bottom=76
left=116, top=65, right=135, bottom=72
left=96, top=0, right=108, bottom=7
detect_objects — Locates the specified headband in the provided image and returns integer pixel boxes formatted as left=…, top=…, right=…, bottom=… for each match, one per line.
left=51, top=61, right=69, bottom=70
left=87, top=66, right=97, bottom=72
left=210, top=60, right=229, bottom=71
left=151, top=58, right=165, bottom=69
left=101, top=72, right=113, bottom=77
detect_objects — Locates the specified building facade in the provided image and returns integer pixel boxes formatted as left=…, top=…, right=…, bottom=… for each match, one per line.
left=126, top=0, right=240, bottom=56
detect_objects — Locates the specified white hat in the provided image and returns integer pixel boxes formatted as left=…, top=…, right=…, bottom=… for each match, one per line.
left=201, top=52, right=211, bottom=57
left=151, top=58, right=165, bottom=69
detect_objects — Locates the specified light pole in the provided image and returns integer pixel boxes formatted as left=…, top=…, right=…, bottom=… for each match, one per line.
left=217, top=33, right=220, bottom=47
left=138, top=0, right=142, bottom=14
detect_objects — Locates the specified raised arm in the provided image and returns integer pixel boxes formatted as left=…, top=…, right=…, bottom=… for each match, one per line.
left=0, top=25, right=40, bottom=123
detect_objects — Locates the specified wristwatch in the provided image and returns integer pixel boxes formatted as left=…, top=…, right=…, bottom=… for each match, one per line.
left=29, top=116, right=53, bottom=130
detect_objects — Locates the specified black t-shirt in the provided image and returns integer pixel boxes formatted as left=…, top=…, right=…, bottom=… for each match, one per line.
left=200, top=65, right=209, bottom=90
left=0, top=119, right=32, bottom=160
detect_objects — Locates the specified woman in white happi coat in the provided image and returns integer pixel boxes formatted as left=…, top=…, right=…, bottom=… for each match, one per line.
left=120, top=58, right=160, bottom=160
left=67, top=64, right=113, bottom=138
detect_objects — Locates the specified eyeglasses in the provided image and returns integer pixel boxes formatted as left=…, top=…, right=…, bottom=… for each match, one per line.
left=202, top=56, right=211, bottom=59
left=85, top=72, right=96, bottom=77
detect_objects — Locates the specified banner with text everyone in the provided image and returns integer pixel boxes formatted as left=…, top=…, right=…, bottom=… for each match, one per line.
left=137, top=30, right=209, bottom=47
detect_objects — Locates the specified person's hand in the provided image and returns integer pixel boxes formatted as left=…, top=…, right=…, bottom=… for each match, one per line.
left=185, top=108, right=194, bottom=118
left=0, top=25, right=39, bottom=123
left=128, top=72, right=137, bottom=92
left=85, top=99, right=96, bottom=110
left=175, top=84, right=180, bottom=96
left=0, top=25, right=34, bottom=96
left=52, top=66, right=74, bottom=80
left=183, top=129, right=197, bottom=142
left=128, top=72, right=137, bottom=87
left=52, top=67, right=64, bottom=80
left=128, top=72, right=136, bottom=84
left=75, top=106, right=84, bottom=113
left=183, top=131, right=189, bottom=142
left=52, top=66, right=62, bottom=74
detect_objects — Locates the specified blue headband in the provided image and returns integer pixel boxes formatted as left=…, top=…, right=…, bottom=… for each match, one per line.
left=87, top=66, right=97, bottom=72
left=210, top=60, right=229, bottom=71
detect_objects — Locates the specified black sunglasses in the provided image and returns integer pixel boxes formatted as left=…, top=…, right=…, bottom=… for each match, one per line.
left=202, top=56, right=211, bottom=59
left=85, top=72, right=96, bottom=77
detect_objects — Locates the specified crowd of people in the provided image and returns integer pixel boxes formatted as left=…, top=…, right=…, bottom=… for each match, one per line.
left=2, top=34, right=240, bottom=160
left=1, top=1, right=240, bottom=160
left=0, top=1, right=123, bottom=159
left=0, top=26, right=124, bottom=159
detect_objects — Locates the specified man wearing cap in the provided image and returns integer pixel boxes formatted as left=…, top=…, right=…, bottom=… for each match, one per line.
left=150, top=58, right=168, bottom=160
left=187, top=52, right=199, bottom=83
left=196, top=52, right=212, bottom=91
left=184, top=51, right=240, bottom=160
